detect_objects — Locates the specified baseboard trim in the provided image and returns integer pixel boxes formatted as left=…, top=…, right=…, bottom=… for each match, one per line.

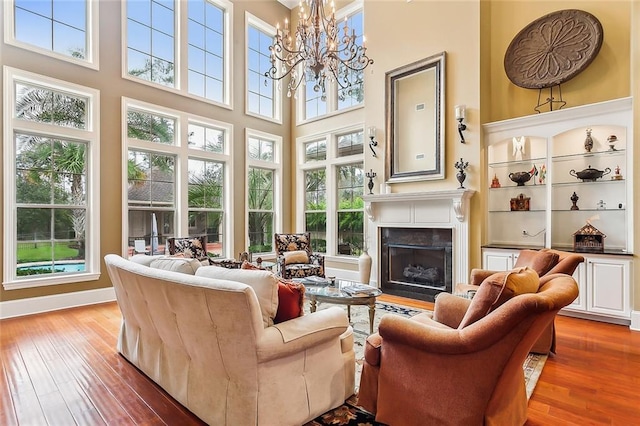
left=0, top=287, right=116, bottom=320
left=630, top=310, right=640, bottom=331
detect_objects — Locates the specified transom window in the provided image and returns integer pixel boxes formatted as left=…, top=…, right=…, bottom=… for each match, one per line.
left=124, top=99, right=233, bottom=259
left=124, top=0, right=232, bottom=106
left=3, top=67, right=101, bottom=290
left=126, top=0, right=175, bottom=87
left=188, top=0, right=224, bottom=102
left=5, top=0, right=98, bottom=68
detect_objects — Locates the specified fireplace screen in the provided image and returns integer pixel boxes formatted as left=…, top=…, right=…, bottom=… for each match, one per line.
left=388, top=246, right=446, bottom=289
left=380, top=227, right=452, bottom=302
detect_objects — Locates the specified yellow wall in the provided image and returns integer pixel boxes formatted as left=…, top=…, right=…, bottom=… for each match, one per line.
left=487, top=1, right=631, bottom=122
left=0, top=1, right=291, bottom=302
left=360, top=0, right=483, bottom=269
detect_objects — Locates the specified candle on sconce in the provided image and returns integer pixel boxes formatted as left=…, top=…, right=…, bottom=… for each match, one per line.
left=455, top=104, right=466, bottom=120
left=368, top=126, right=376, bottom=138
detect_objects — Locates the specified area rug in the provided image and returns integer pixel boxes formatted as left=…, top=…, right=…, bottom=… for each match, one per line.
left=304, top=301, right=547, bottom=426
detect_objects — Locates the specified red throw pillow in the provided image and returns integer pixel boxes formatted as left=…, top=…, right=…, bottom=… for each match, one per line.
left=242, top=261, right=305, bottom=323
left=274, top=280, right=305, bottom=324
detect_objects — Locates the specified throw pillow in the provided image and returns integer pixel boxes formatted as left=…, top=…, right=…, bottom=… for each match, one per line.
left=514, top=249, right=559, bottom=277
left=241, top=261, right=305, bottom=323
left=149, top=257, right=202, bottom=275
left=167, top=236, right=208, bottom=260
left=284, top=250, right=309, bottom=265
left=274, top=278, right=305, bottom=324
left=195, top=266, right=279, bottom=327
left=458, top=266, right=539, bottom=329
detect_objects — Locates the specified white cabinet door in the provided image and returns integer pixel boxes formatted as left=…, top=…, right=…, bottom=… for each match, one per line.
left=565, top=262, right=587, bottom=311
left=482, top=248, right=517, bottom=271
left=587, top=256, right=631, bottom=318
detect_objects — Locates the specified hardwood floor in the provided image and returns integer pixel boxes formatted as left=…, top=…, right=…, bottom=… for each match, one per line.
left=1, top=297, right=639, bottom=425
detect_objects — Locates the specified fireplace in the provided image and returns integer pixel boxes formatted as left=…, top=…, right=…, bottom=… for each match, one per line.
left=362, top=189, right=475, bottom=300
left=380, top=227, right=452, bottom=301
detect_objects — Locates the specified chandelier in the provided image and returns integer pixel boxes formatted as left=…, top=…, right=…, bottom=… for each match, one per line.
left=265, top=0, right=374, bottom=99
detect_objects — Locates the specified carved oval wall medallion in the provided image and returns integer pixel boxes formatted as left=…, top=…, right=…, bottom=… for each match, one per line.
left=504, top=9, right=603, bottom=89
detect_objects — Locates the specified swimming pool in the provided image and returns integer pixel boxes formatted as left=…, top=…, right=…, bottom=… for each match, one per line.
left=17, top=262, right=86, bottom=273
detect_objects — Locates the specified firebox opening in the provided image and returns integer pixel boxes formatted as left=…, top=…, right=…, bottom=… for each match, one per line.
left=380, top=227, right=453, bottom=302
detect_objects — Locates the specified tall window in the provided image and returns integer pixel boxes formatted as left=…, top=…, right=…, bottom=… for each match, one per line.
left=124, top=0, right=232, bottom=105
left=297, top=128, right=364, bottom=257
left=246, top=13, right=280, bottom=121
left=299, top=4, right=365, bottom=122
left=124, top=100, right=232, bottom=258
left=247, top=131, right=282, bottom=254
left=336, top=163, right=364, bottom=255
left=3, top=67, right=100, bottom=289
left=5, top=0, right=98, bottom=67
left=304, top=169, right=327, bottom=252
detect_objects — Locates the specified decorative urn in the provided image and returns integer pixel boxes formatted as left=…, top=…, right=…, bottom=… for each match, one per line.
left=508, top=171, right=532, bottom=186
left=569, top=165, right=611, bottom=182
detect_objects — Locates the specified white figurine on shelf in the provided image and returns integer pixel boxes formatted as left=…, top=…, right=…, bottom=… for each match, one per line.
left=512, top=136, right=526, bottom=161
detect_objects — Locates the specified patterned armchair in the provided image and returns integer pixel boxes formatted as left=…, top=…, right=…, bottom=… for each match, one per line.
left=166, top=236, right=208, bottom=261
left=274, top=233, right=325, bottom=279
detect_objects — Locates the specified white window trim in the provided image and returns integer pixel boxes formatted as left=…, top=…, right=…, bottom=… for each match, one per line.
left=3, top=0, right=100, bottom=70
left=121, top=0, right=234, bottom=110
left=121, top=97, right=234, bottom=258
left=295, top=0, right=365, bottom=125
left=245, top=12, right=282, bottom=124
left=296, top=124, right=364, bottom=261
left=3, top=66, right=101, bottom=290
left=246, top=128, right=283, bottom=256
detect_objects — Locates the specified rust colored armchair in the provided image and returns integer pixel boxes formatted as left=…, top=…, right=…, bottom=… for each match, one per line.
left=456, top=248, right=584, bottom=353
left=358, top=272, right=579, bottom=426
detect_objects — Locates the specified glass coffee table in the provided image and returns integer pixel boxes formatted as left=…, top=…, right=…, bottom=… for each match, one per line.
left=302, top=279, right=382, bottom=334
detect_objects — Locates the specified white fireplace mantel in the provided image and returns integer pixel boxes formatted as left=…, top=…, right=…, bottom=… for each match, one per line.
left=363, top=189, right=476, bottom=289
left=363, top=189, right=476, bottom=222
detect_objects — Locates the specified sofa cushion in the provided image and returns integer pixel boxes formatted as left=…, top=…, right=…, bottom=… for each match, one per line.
left=284, top=250, right=309, bottom=265
left=195, top=266, right=279, bottom=327
left=149, top=257, right=202, bottom=275
left=514, top=249, right=559, bottom=276
left=458, top=266, right=539, bottom=329
left=241, top=261, right=305, bottom=323
left=128, top=254, right=166, bottom=267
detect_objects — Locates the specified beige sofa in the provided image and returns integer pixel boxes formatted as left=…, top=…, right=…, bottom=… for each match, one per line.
left=104, top=254, right=355, bottom=425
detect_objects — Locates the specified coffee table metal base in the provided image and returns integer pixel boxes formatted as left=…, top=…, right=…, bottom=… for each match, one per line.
left=308, top=295, right=378, bottom=334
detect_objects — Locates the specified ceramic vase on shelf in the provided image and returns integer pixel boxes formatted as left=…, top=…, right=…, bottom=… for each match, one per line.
left=358, top=248, right=372, bottom=284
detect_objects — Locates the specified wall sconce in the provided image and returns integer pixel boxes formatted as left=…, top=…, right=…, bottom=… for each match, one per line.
left=368, top=126, right=378, bottom=157
left=455, top=104, right=467, bottom=143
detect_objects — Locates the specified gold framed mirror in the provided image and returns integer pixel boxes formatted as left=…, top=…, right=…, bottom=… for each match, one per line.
left=385, top=52, right=445, bottom=183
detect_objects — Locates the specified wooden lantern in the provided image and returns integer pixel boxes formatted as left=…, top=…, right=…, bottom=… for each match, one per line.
left=573, top=222, right=606, bottom=253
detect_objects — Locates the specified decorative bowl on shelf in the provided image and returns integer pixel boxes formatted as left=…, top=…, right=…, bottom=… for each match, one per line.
left=569, top=165, right=611, bottom=182
left=508, top=171, right=532, bottom=186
